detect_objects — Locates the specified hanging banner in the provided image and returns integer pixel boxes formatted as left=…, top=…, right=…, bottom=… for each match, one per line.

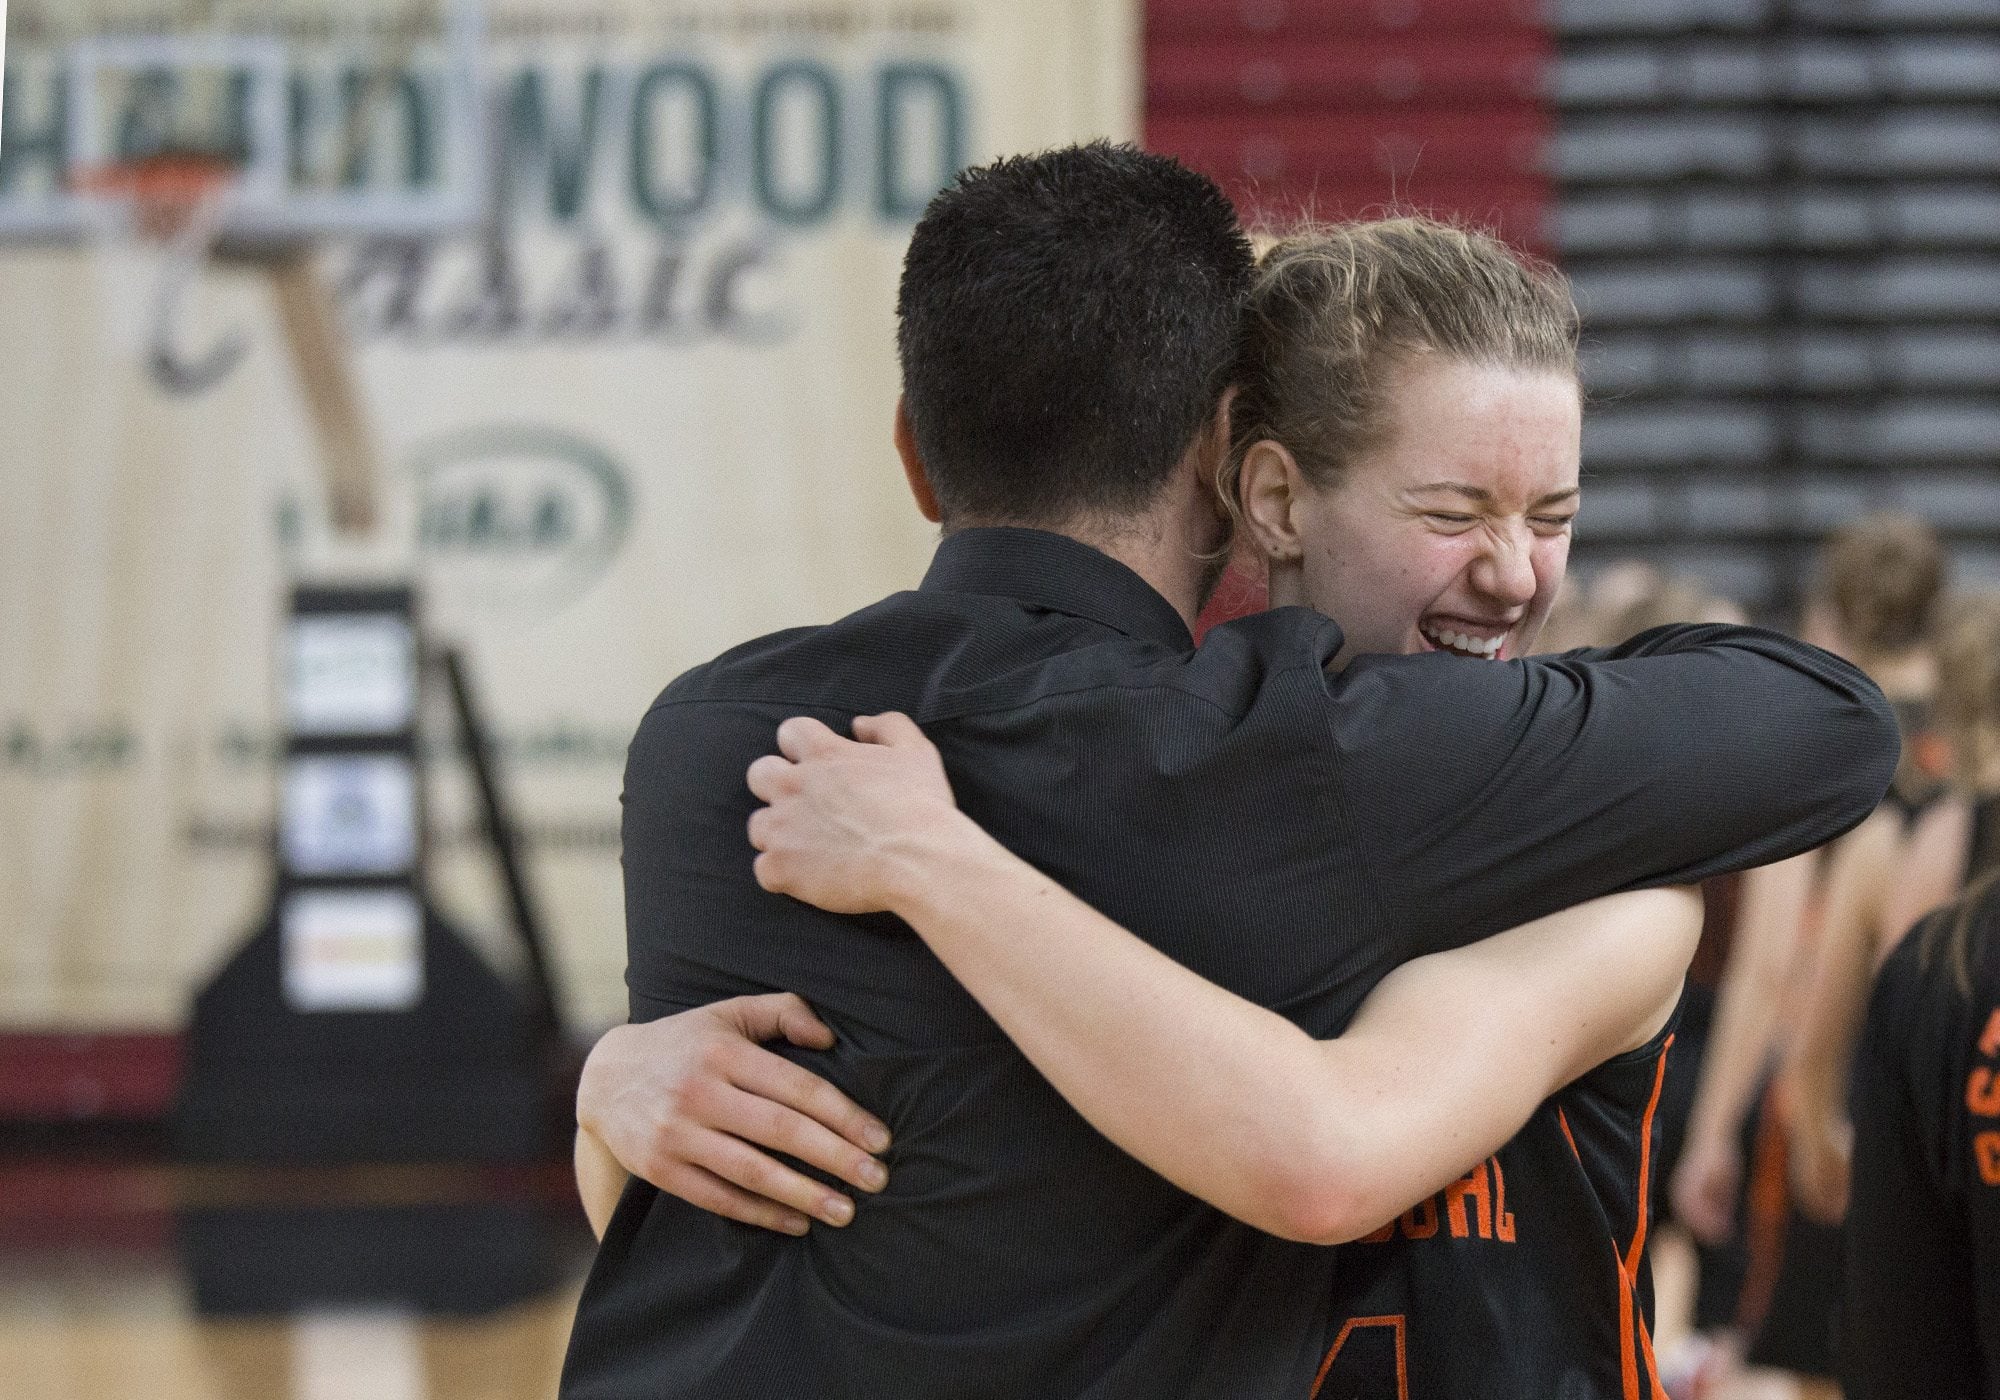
left=0, top=0, right=1138, bottom=1027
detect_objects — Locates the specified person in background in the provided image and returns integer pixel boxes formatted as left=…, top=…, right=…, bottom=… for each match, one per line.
left=1841, top=592, right=2000, bottom=1400
left=1587, top=561, right=1671, bottom=636
left=1791, top=542, right=1965, bottom=1222
left=1674, top=514, right=1949, bottom=1400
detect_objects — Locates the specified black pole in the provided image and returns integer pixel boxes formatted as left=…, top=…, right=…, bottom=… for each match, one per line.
left=437, top=645, right=565, bottom=1043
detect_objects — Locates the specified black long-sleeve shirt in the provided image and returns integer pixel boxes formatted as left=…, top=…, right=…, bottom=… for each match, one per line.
left=563, top=526, right=1897, bottom=1400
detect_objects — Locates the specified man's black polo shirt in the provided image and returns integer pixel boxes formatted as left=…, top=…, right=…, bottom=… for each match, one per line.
left=563, top=526, right=1895, bottom=1400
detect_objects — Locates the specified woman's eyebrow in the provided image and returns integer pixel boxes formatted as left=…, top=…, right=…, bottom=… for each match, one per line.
left=1406, top=482, right=1581, bottom=508
left=1407, top=481, right=1490, bottom=501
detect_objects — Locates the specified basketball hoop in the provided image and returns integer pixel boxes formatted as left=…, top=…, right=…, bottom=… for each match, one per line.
left=70, top=151, right=247, bottom=395
left=72, top=151, right=241, bottom=242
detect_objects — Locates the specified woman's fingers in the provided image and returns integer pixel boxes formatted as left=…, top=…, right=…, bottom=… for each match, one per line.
left=776, top=715, right=844, bottom=761
left=746, top=753, right=796, bottom=803
left=853, top=711, right=927, bottom=747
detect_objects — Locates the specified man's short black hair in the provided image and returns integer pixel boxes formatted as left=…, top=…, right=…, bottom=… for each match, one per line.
left=896, top=142, right=1252, bottom=527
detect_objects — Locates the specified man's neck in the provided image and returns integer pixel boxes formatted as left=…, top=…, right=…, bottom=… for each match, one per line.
left=1080, top=529, right=1208, bottom=633
left=955, top=479, right=1221, bottom=632
left=945, top=516, right=1209, bottom=630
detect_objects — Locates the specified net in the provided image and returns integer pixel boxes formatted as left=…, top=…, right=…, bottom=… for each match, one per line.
left=71, top=151, right=244, bottom=392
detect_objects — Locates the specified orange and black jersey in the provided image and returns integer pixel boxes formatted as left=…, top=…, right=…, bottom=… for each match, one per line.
left=1316, top=1014, right=1678, bottom=1400
left=1843, top=797, right=2000, bottom=1400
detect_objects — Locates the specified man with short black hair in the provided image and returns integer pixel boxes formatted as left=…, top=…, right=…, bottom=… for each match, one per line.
left=893, top=143, right=1250, bottom=528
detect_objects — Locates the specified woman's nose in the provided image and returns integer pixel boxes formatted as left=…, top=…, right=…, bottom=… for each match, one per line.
left=1471, top=529, right=1538, bottom=608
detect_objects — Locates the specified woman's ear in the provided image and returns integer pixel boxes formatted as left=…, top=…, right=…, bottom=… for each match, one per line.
left=1238, top=439, right=1305, bottom=564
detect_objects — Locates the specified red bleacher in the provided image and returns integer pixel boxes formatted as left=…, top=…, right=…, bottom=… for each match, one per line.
left=1147, top=35, right=1548, bottom=112
left=1146, top=0, right=1546, bottom=41
left=1145, top=0, right=1553, bottom=247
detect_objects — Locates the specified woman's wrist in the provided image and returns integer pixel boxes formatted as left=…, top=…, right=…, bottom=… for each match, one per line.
left=879, top=809, right=1021, bottom=923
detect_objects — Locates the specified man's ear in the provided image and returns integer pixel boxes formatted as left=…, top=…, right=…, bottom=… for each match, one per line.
left=1199, top=387, right=1238, bottom=496
left=894, top=396, right=943, bottom=524
left=1238, top=439, right=1305, bottom=564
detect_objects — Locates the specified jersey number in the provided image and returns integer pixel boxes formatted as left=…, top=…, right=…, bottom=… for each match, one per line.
left=1310, top=1315, right=1408, bottom=1400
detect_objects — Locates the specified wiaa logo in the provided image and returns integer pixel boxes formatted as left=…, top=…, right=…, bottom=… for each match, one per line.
left=406, top=424, right=631, bottom=620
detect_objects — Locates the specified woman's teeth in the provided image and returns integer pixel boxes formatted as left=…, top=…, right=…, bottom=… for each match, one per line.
left=1422, top=624, right=1504, bottom=658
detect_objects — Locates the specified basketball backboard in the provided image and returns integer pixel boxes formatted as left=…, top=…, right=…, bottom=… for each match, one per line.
left=0, top=0, right=489, bottom=247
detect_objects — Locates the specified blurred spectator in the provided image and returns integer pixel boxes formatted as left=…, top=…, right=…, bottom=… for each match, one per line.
left=1603, top=575, right=1750, bottom=641
left=1527, top=571, right=1595, bottom=654
left=1589, top=559, right=1668, bottom=635
left=1673, top=515, right=1947, bottom=1400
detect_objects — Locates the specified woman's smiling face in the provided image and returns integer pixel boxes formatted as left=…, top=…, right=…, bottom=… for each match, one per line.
left=1281, top=355, right=1583, bottom=667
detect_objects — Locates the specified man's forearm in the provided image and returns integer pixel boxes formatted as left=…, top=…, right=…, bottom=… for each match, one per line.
left=1597, top=627, right=1899, bottom=879
left=1357, top=628, right=1898, bottom=959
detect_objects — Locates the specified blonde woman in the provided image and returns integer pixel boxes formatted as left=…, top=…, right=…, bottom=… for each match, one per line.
left=1676, top=515, right=1948, bottom=1395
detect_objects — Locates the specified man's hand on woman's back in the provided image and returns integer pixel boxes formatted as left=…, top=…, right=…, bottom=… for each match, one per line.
left=574, top=993, right=891, bottom=1238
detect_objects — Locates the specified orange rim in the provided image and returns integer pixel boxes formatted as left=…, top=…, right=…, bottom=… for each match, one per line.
left=70, top=155, right=241, bottom=240
left=71, top=153, right=240, bottom=200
